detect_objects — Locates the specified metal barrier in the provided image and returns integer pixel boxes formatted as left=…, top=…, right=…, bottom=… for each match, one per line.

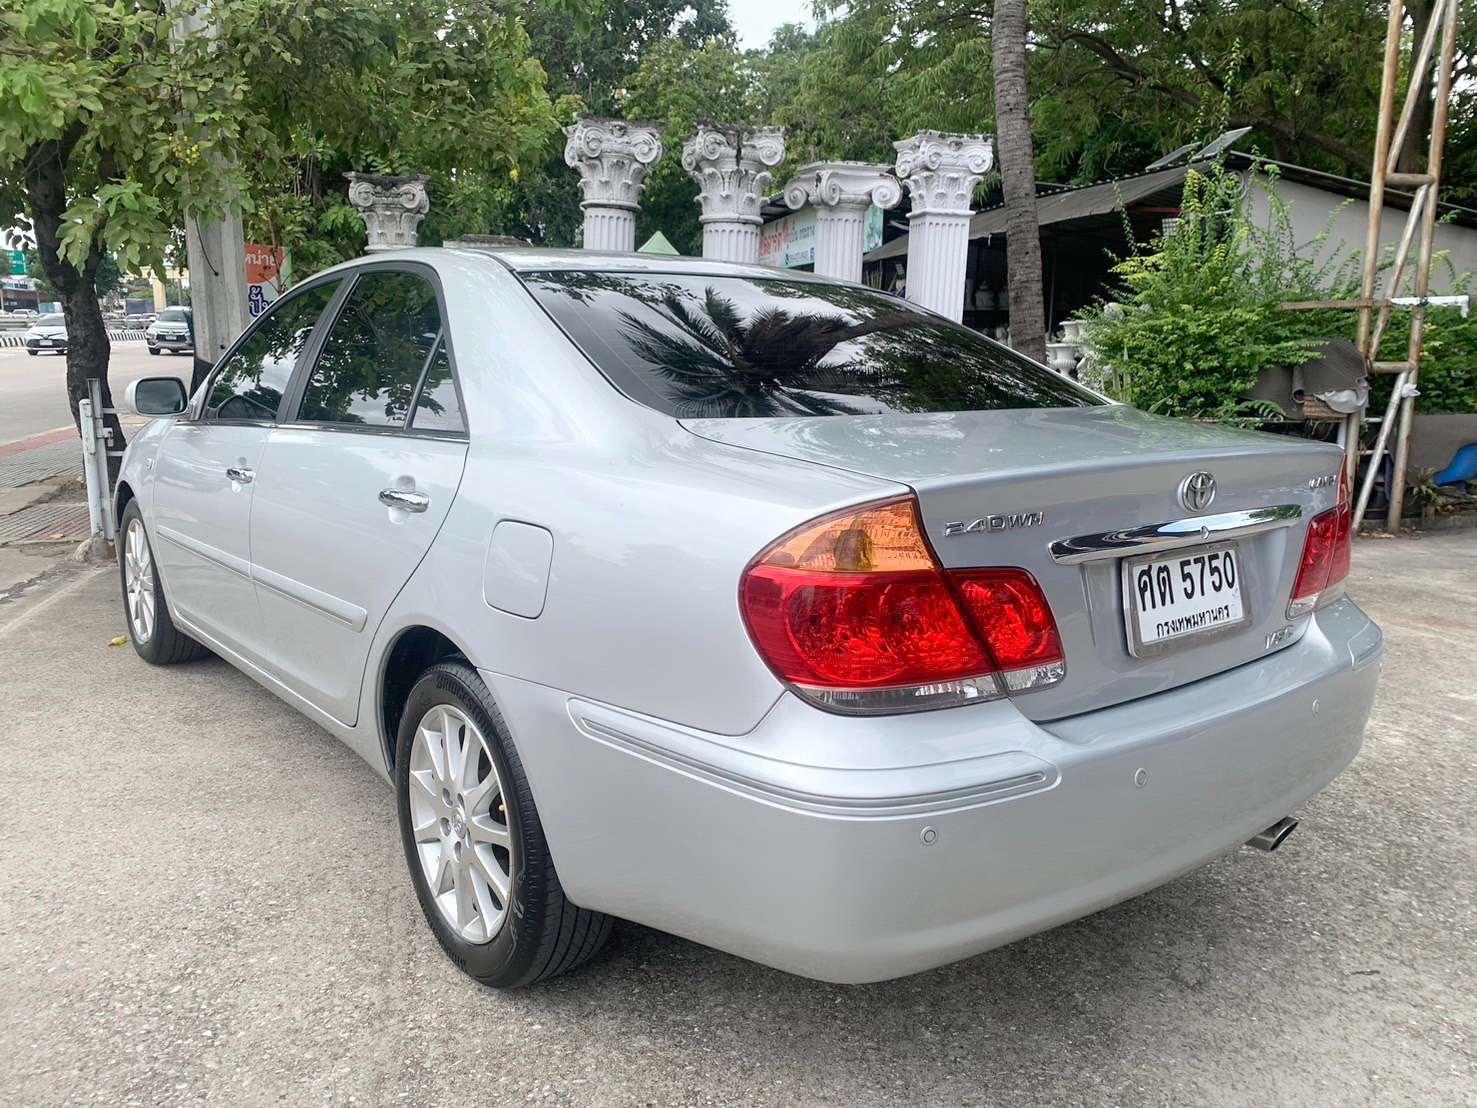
left=0, top=328, right=148, bottom=349
left=78, top=378, right=121, bottom=543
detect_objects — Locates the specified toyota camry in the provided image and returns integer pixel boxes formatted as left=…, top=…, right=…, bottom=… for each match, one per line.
left=115, top=248, right=1382, bottom=987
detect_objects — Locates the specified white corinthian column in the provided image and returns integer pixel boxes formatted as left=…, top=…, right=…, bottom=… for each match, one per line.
left=892, top=131, right=994, bottom=321
left=345, top=173, right=431, bottom=252
left=682, top=123, right=786, bottom=263
left=783, top=162, right=902, bottom=283
left=562, top=114, right=664, bottom=253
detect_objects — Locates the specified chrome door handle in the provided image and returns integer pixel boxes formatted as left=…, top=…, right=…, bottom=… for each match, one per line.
left=379, top=488, right=430, bottom=513
left=225, top=466, right=254, bottom=484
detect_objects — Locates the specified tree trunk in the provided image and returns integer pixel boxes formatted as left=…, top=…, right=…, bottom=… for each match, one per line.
left=23, top=138, right=127, bottom=479
left=1396, top=0, right=1435, bottom=173
left=992, top=0, right=1047, bottom=363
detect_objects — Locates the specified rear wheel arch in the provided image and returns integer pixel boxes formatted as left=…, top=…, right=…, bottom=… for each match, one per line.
left=114, top=478, right=136, bottom=524
left=379, top=624, right=472, bottom=771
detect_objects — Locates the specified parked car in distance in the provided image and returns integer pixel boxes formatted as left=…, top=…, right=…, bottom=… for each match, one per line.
left=146, top=306, right=193, bottom=356
left=115, top=248, right=1382, bottom=989
left=22, top=313, right=67, bottom=355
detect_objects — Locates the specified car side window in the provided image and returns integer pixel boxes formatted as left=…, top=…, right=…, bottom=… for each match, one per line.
left=408, top=341, right=465, bottom=433
left=297, top=271, right=443, bottom=428
left=205, top=281, right=342, bottom=422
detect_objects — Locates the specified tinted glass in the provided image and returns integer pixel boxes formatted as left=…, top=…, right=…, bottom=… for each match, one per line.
left=409, top=342, right=465, bottom=433
left=159, top=308, right=190, bottom=322
left=38, top=314, right=63, bottom=326
left=299, top=271, right=442, bottom=427
left=522, top=272, right=1100, bottom=418
left=205, top=281, right=341, bottom=422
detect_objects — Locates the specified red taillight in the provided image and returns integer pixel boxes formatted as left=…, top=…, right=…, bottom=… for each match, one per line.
left=739, top=497, right=1065, bottom=714
left=1289, top=468, right=1352, bottom=618
left=953, top=569, right=1065, bottom=688
left=1326, top=468, right=1352, bottom=592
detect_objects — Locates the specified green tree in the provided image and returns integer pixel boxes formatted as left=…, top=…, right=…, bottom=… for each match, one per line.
left=1, top=0, right=561, bottom=458
left=237, top=0, right=563, bottom=273
left=793, top=0, right=1466, bottom=184
left=621, top=36, right=774, bottom=253
left=476, top=0, right=734, bottom=248
left=1, top=0, right=262, bottom=451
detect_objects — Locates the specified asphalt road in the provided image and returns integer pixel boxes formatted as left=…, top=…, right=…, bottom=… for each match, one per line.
left=0, top=532, right=1473, bottom=1105
left=0, top=343, right=191, bottom=446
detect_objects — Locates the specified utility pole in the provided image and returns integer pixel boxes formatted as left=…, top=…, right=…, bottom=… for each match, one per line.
left=172, top=5, right=249, bottom=391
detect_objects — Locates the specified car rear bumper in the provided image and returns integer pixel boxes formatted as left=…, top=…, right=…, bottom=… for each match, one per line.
left=482, top=599, right=1382, bottom=983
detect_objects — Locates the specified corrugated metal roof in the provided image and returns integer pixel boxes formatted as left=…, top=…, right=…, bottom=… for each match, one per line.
left=863, top=151, right=1477, bottom=264
left=864, top=164, right=1193, bottom=262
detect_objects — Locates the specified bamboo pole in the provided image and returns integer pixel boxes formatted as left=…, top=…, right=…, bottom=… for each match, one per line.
left=1385, top=0, right=1458, bottom=531
left=1348, top=0, right=1407, bottom=488
left=1388, top=0, right=1449, bottom=172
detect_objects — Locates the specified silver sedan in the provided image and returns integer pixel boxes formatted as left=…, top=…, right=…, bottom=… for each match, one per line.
left=115, top=247, right=1381, bottom=987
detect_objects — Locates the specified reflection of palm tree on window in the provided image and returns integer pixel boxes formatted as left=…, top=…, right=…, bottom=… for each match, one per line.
left=619, top=288, right=932, bottom=417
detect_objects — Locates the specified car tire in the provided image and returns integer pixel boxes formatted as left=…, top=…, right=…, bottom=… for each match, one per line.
left=26, top=349, right=36, bottom=356
left=117, top=500, right=210, bottom=665
left=396, top=660, right=612, bottom=988
left=148, top=348, right=159, bottom=356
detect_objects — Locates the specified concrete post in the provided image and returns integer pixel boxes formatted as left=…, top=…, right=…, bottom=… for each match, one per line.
left=172, top=4, right=249, bottom=385
left=184, top=211, right=250, bottom=376
left=783, top=162, right=902, bottom=283
left=563, top=115, right=664, bottom=252
left=346, top=173, right=431, bottom=253
left=682, top=123, right=786, bottom=263
left=893, top=131, right=994, bottom=321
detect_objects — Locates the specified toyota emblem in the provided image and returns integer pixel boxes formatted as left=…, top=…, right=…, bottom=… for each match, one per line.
left=1179, top=471, right=1217, bottom=512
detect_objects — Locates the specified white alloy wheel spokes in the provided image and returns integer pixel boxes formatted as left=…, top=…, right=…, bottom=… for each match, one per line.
left=408, top=703, right=514, bottom=944
left=124, top=519, right=156, bottom=643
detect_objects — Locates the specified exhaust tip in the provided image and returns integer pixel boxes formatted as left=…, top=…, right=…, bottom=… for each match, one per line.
left=1247, top=816, right=1298, bottom=852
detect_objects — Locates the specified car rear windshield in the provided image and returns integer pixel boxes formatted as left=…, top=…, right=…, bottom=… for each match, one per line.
left=38, top=314, right=63, bottom=326
left=520, top=271, right=1101, bottom=418
left=159, top=308, right=189, bottom=322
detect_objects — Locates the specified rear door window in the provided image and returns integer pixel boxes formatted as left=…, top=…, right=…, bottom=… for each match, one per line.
left=205, top=280, right=342, bottom=422
left=520, top=271, right=1101, bottom=418
left=297, top=271, right=443, bottom=429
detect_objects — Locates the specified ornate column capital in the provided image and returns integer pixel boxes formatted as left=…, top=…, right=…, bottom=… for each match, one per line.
left=681, top=122, right=787, bottom=227
left=783, top=161, right=902, bottom=213
left=563, top=114, right=664, bottom=213
left=345, top=173, right=430, bottom=252
left=892, top=131, right=994, bottom=216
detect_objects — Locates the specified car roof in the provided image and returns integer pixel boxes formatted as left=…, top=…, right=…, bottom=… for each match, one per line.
left=421, top=245, right=839, bottom=284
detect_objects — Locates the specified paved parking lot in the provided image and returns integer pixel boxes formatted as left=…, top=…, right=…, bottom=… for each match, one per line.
left=1, top=532, right=1473, bottom=1106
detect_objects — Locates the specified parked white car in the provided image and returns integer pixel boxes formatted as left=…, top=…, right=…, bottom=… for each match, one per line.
left=115, top=248, right=1381, bottom=988
left=145, top=306, right=193, bottom=355
left=22, top=312, right=67, bottom=355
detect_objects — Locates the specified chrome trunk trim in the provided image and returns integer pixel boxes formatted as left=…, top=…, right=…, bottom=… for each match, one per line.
left=1049, top=504, right=1302, bottom=565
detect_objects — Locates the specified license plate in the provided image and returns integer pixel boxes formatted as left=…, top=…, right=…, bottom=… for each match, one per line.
left=1123, top=541, right=1247, bottom=655
left=45, top=339, right=58, bottom=346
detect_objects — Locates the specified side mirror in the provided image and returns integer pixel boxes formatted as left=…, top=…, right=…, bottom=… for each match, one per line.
left=127, top=376, right=188, bottom=417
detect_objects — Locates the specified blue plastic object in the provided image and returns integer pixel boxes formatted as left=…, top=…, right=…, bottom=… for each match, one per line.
left=1433, top=442, right=1477, bottom=487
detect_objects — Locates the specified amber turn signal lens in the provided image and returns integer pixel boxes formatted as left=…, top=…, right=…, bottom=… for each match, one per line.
left=754, top=498, right=936, bottom=573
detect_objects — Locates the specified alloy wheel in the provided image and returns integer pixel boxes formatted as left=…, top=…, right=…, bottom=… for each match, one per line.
left=408, top=704, right=514, bottom=944
left=123, top=518, right=156, bottom=643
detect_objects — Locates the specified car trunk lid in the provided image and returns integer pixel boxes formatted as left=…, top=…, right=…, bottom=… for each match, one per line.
left=683, top=406, right=1345, bottom=719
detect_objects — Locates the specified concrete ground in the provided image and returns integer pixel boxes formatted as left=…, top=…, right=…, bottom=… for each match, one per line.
left=0, top=533, right=1472, bottom=1107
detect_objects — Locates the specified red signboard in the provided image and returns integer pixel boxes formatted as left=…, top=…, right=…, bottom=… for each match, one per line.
left=245, top=244, right=283, bottom=286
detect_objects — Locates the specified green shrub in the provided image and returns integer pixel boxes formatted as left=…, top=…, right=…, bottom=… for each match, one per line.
left=1370, top=290, right=1477, bottom=416
left=1076, top=163, right=1474, bottom=420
